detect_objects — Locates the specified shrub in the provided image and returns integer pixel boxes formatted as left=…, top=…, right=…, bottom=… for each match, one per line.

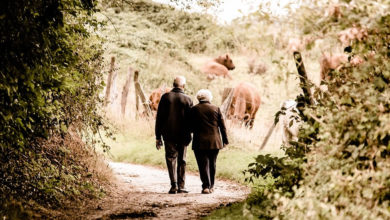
left=0, top=0, right=111, bottom=217
left=245, top=1, right=390, bottom=218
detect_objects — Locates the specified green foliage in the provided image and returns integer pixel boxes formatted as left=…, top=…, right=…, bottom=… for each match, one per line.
left=0, top=0, right=106, bottom=151
left=243, top=143, right=308, bottom=218
left=0, top=0, right=110, bottom=217
left=246, top=152, right=303, bottom=193
left=244, top=1, right=390, bottom=219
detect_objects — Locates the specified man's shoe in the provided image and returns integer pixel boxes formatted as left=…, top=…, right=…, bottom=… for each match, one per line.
left=178, top=188, right=189, bottom=193
left=201, top=188, right=211, bottom=194
left=168, top=186, right=178, bottom=194
left=209, top=188, right=214, bottom=193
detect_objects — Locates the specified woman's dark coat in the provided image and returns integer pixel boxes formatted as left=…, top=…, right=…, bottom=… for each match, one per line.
left=190, top=101, right=229, bottom=150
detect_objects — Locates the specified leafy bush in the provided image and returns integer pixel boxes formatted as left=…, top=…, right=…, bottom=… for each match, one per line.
left=0, top=0, right=111, bottom=217
left=0, top=0, right=106, bottom=151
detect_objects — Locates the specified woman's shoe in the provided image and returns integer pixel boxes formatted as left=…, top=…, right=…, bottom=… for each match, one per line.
left=178, top=188, right=189, bottom=193
left=201, top=188, right=211, bottom=194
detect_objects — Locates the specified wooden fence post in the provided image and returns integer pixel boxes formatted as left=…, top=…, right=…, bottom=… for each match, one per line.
left=134, top=70, right=140, bottom=118
left=221, top=87, right=233, bottom=103
left=121, top=67, right=134, bottom=117
left=133, top=70, right=152, bottom=118
left=259, top=123, right=277, bottom=150
left=220, top=87, right=234, bottom=119
left=293, top=51, right=314, bottom=105
left=104, top=56, right=116, bottom=106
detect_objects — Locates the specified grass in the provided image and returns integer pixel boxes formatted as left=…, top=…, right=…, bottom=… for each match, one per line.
left=203, top=202, right=260, bottom=220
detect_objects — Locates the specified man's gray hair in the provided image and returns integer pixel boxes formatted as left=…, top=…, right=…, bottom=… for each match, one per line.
left=196, top=89, right=213, bottom=102
left=173, top=76, right=186, bottom=88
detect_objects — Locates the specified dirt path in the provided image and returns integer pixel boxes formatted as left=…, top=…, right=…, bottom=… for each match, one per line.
left=83, top=162, right=250, bottom=219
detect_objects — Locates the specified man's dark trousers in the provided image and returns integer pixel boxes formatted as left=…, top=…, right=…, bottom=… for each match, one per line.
left=194, top=149, right=219, bottom=189
left=165, top=141, right=187, bottom=188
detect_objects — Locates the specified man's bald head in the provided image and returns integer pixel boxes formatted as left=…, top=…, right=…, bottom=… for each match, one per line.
left=173, top=76, right=186, bottom=88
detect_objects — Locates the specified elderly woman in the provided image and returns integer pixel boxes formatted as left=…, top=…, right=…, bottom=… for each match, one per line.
left=190, top=89, right=229, bottom=194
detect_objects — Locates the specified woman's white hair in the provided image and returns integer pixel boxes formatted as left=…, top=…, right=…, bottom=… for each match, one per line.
left=196, top=89, right=213, bottom=102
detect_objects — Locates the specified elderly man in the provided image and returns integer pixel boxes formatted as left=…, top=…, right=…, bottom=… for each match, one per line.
left=190, top=89, right=229, bottom=194
left=155, top=76, right=193, bottom=194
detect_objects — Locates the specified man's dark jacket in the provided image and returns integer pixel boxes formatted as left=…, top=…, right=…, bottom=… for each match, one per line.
left=155, top=87, right=193, bottom=145
left=190, top=101, right=229, bottom=150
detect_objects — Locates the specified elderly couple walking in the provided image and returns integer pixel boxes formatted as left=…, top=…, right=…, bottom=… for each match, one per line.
left=155, top=76, right=229, bottom=194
